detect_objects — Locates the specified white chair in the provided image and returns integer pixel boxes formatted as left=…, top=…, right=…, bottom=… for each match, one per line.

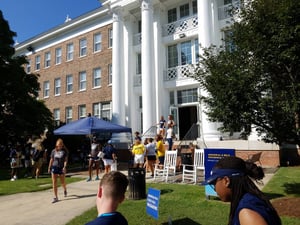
left=182, top=149, right=204, bottom=184
left=154, top=150, right=178, bottom=182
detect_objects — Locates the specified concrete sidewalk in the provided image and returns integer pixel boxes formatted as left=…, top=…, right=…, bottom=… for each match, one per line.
left=0, top=168, right=275, bottom=225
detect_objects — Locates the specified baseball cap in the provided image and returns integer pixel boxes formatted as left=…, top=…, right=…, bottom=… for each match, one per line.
left=201, top=168, right=244, bottom=185
left=107, top=140, right=112, bottom=144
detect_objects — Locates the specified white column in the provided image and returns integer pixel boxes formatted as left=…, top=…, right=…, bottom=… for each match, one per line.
left=141, top=0, right=155, bottom=132
left=198, top=0, right=221, bottom=140
left=111, top=8, right=124, bottom=125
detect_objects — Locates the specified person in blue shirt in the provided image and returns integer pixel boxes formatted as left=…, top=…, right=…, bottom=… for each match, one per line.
left=85, top=171, right=129, bottom=225
left=202, top=156, right=281, bottom=225
left=102, top=140, right=117, bottom=174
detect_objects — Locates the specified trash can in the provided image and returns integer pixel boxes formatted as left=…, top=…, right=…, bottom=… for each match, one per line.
left=128, top=168, right=146, bottom=200
left=181, top=153, right=193, bottom=164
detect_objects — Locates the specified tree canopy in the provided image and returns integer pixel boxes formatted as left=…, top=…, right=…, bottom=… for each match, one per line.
left=190, top=0, right=300, bottom=146
left=0, top=11, right=53, bottom=144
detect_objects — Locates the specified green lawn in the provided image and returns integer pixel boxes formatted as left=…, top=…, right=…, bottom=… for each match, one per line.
left=67, top=166, right=300, bottom=225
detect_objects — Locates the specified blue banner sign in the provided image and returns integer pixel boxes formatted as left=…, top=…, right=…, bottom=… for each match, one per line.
left=146, top=188, right=161, bottom=219
left=204, top=148, right=235, bottom=199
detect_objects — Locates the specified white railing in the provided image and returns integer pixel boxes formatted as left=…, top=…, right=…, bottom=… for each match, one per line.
left=162, top=15, right=198, bottom=37
left=164, top=64, right=195, bottom=81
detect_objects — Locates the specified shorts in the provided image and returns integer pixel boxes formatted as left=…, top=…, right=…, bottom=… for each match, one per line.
left=102, top=158, right=114, bottom=166
left=147, top=155, right=156, bottom=161
left=89, top=156, right=100, bottom=161
left=10, top=158, right=17, bottom=168
left=134, top=154, right=144, bottom=164
left=51, top=166, right=64, bottom=174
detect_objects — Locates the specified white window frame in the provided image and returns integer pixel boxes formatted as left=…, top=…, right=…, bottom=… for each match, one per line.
left=65, top=106, right=73, bottom=123
left=93, top=67, right=101, bottom=88
left=94, top=33, right=102, bottom=52
left=66, top=74, right=73, bottom=93
left=43, top=81, right=50, bottom=98
left=35, top=55, right=40, bottom=70
left=108, top=28, right=113, bottom=48
left=66, top=43, right=74, bottom=61
left=108, top=64, right=112, bottom=85
left=79, top=38, right=87, bottom=57
left=79, top=71, right=87, bottom=91
left=44, top=52, right=51, bottom=68
left=55, top=47, right=62, bottom=65
left=54, top=78, right=61, bottom=96
left=78, top=105, right=86, bottom=119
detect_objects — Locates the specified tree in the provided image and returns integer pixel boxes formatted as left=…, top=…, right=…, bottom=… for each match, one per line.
left=0, top=11, right=53, bottom=144
left=190, top=0, right=300, bottom=149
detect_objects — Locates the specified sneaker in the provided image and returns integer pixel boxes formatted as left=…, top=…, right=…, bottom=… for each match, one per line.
left=64, top=190, right=67, bottom=197
left=52, top=198, right=58, bottom=203
left=10, top=178, right=15, bottom=181
left=86, top=177, right=92, bottom=182
left=95, top=176, right=100, bottom=181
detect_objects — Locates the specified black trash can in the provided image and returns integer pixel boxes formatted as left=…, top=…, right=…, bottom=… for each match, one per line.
left=181, top=153, right=193, bottom=164
left=128, top=168, right=146, bottom=200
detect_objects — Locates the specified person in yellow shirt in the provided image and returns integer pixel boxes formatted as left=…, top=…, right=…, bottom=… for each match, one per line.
left=155, top=134, right=165, bottom=165
left=131, top=137, right=145, bottom=168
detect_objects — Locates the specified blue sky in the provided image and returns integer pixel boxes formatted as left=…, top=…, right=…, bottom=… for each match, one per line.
left=0, top=0, right=102, bottom=43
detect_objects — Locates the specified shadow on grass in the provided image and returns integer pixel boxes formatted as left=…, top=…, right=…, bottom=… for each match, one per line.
left=160, top=189, right=174, bottom=195
left=283, top=182, right=300, bottom=196
left=162, top=217, right=201, bottom=225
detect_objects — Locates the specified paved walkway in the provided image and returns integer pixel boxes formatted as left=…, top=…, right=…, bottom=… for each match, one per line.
left=0, top=168, right=275, bottom=225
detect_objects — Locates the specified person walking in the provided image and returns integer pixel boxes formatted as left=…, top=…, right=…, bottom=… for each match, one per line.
left=131, top=136, right=145, bottom=168
left=155, top=134, right=165, bottom=165
left=102, top=140, right=117, bottom=174
left=145, top=138, right=156, bottom=177
left=85, top=171, right=129, bottom=225
left=86, top=137, right=102, bottom=182
left=202, top=156, right=281, bottom=225
left=48, top=138, right=68, bottom=203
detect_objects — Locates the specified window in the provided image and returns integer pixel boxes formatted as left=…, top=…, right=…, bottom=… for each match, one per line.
left=43, top=81, right=50, bottom=98
left=55, top=47, right=62, bottom=65
left=66, top=74, right=73, bottom=93
left=177, top=88, right=198, bottom=104
left=79, top=38, right=87, bottom=57
left=192, top=0, right=198, bottom=15
left=224, top=30, right=236, bottom=52
left=66, top=43, right=74, bottom=61
left=138, top=20, right=142, bottom=33
left=65, top=106, right=72, bottom=123
left=136, top=53, right=141, bottom=74
left=168, top=45, right=178, bottom=68
left=94, top=33, right=102, bottom=52
left=53, top=108, right=60, bottom=126
left=170, top=91, right=175, bottom=105
left=78, top=105, right=86, bottom=119
left=79, top=71, right=87, bottom=91
left=101, top=102, right=111, bottom=121
left=35, top=55, right=41, bottom=70
left=181, top=41, right=192, bottom=65
left=108, top=64, right=112, bottom=85
left=168, top=8, right=177, bottom=23
left=54, top=78, right=61, bottom=96
left=180, top=3, right=190, bottom=19
left=44, top=52, right=51, bottom=68
left=195, top=38, right=200, bottom=62
left=93, top=68, right=101, bottom=88
left=108, top=28, right=113, bottom=48
left=93, top=103, right=101, bottom=118
left=26, top=60, right=31, bottom=73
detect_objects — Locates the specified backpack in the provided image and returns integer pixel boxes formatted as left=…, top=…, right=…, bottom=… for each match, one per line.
left=32, top=149, right=41, bottom=162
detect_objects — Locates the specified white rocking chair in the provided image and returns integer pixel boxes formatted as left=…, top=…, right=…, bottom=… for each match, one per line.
left=154, top=150, right=178, bottom=182
left=182, top=149, right=204, bottom=184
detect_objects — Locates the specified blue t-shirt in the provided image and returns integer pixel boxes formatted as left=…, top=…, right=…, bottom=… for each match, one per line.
left=103, top=145, right=116, bottom=160
left=233, top=193, right=281, bottom=225
left=85, top=212, right=128, bottom=225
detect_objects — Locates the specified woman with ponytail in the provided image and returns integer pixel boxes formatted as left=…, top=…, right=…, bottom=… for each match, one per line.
left=202, top=156, right=281, bottom=225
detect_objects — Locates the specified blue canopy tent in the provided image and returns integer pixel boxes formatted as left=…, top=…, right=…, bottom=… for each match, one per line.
left=53, top=116, right=132, bottom=135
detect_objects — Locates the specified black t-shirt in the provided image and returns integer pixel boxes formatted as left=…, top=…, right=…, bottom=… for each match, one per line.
left=85, top=212, right=128, bottom=225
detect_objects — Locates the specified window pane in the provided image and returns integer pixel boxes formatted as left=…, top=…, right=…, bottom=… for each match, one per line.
left=79, top=71, right=87, bottom=91
left=55, top=48, right=62, bottom=64
left=177, top=88, right=198, bottom=104
left=108, top=64, right=112, bottom=85
left=180, top=4, right=189, bottom=18
left=168, top=45, right=178, bottom=68
left=67, top=43, right=74, bottom=61
left=93, top=68, right=101, bottom=87
left=80, top=38, right=87, bottom=56
left=181, top=41, right=192, bottom=65
left=66, top=74, right=73, bottom=93
left=94, top=33, right=102, bottom=52
left=168, top=8, right=177, bottom=23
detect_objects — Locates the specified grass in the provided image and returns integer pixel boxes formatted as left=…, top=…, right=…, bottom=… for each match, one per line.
left=67, top=166, right=300, bottom=225
left=0, top=167, right=84, bottom=195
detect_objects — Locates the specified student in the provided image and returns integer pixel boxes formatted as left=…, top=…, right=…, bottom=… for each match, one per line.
left=131, top=136, right=145, bottom=168
left=202, top=156, right=281, bottom=225
left=48, top=138, right=68, bottom=203
left=85, top=171, right=129, bottom=225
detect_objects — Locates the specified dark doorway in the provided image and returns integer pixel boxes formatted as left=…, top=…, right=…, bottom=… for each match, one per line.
left=178, top=106, right=198, bottom=140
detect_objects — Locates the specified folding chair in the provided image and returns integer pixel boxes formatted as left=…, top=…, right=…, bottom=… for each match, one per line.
left=154, top=150, right=178, bottom=182
left=182, top=149, right=204, bottom=184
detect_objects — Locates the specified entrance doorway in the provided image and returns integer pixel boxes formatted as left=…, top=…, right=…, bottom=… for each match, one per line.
left=178, top=106, right=198, bottom=140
